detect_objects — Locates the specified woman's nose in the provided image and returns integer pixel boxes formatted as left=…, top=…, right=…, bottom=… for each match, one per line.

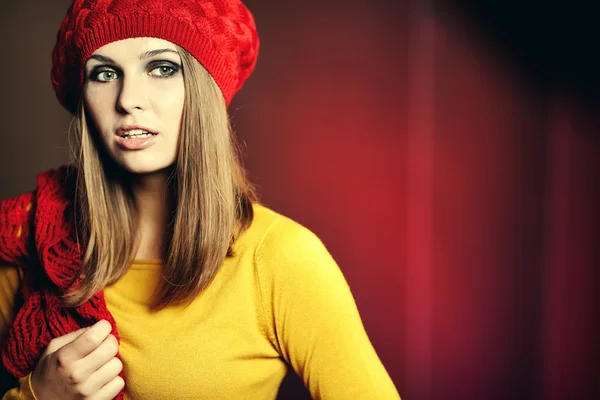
left=116, top=75, right=149, bottom=113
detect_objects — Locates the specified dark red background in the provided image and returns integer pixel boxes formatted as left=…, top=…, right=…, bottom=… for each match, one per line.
left=1, top=1, right=598, bottom=399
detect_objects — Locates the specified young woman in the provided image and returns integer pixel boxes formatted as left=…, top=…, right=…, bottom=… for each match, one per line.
left=0, top=0, right=400, bottom=399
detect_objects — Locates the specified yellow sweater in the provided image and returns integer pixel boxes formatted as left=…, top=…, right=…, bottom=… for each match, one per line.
left=0, top=204, right=400, bottom=399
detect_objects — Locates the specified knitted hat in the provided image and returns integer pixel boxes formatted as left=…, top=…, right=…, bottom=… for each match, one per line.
left=51, top=0, right=260, bottom=114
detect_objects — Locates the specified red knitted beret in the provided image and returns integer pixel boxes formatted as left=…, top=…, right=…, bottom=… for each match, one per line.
left=51, top=0, right=259, bottom=114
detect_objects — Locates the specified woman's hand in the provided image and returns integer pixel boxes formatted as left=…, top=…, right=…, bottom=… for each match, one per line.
left=30, top=319, right=124, bottom=400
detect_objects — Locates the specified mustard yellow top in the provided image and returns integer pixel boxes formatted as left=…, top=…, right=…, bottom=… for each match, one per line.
left=1, top=204, right=400, bottom=399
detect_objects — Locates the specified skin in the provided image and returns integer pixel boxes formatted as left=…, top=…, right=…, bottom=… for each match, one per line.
left=31, top=320, right=124, bottom=400
left=84, top=37, right=185, bottom=260
left=83, top=37, right=185, bottom=175
left=30, top=38, right=186, bottom=398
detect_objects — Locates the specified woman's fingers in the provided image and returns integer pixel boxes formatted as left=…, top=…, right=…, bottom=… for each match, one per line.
left=54, top=320, right=113, bottom=367
left=88, top=376, right=126, bottom=400
left=75, top=357, right=123, bottom=396
left=42, top=326, right=90, bottom=356
left=66, top=333, right=120, bottom=385
left=78, top=333, right=120, bottom=378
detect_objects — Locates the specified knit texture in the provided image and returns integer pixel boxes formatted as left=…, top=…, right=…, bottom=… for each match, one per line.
left=0, top=168, right=124, bottom=399
left=51, top=0, right=259, bottom=114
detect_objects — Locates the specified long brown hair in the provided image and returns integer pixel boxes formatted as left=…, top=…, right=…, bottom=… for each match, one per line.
left=65, top=47, right=256, bottom=309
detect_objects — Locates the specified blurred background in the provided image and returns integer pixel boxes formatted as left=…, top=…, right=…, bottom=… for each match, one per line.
left=1, top=1, right=598, bottom=399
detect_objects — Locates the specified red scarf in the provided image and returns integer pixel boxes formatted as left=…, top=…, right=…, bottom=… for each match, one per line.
left=0, top=167, right=124, bottom=399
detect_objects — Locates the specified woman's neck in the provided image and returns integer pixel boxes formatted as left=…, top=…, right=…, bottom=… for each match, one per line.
left=131, top=169, right=175, bottom=260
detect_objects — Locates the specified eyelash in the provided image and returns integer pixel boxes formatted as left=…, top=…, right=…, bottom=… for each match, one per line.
left=89, top=62, right=181, bottom=82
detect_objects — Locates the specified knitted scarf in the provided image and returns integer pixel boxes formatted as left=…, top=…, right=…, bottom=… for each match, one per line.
left=0, top=166, right=124, bottom=399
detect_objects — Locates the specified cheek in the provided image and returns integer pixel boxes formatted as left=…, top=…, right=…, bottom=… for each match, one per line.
left=165, top=84, right=185, bottom=111
left=153, top=85, right=185, bottom=127
left=84, top=89, right=112, bottom=127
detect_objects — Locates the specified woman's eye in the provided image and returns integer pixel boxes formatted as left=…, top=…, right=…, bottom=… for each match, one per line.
left=150, top=65, right=178, bottom=78
left=93, top=70, right=118, bottom=82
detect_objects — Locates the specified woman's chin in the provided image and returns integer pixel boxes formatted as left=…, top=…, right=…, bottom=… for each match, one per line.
left=116, top=161, right=174, bottom=177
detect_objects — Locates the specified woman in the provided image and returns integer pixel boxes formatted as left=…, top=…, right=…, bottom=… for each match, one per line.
left=0, top=0, right=400, bottom=399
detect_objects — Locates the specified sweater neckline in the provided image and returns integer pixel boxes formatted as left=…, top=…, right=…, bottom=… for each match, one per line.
left=130, top=258, right=163, bottom=269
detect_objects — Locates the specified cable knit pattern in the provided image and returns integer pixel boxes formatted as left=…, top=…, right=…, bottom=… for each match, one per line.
left=51, top=0, right=260, bottom=114
left=0, top=167, right=124, bottom=399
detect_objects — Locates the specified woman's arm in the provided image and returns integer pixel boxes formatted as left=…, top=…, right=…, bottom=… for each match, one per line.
left=0, top=265, right=36, bottom=400
left=255, top=217, right=401, bottom=400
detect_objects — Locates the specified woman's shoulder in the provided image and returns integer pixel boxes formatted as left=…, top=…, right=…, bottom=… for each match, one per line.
left=247, top=203, right=325, bottom=253
left=243, top=203, right=334, bottom=273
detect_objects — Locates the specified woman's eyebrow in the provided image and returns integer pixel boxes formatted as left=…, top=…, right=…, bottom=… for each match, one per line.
left=140, top=49, right=179, bottom=59
left=88, top=54, right=115, bottom=63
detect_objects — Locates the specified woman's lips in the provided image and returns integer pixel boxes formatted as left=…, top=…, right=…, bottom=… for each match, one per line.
left=114, top=125, right=158, bottom=150
left=116, top=125, right=158, bottom=137
left=115, top=135, right=157, bottom=151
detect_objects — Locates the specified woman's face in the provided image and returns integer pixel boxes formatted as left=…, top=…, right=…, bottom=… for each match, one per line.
left=83, top=37, right=185, bottom=174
